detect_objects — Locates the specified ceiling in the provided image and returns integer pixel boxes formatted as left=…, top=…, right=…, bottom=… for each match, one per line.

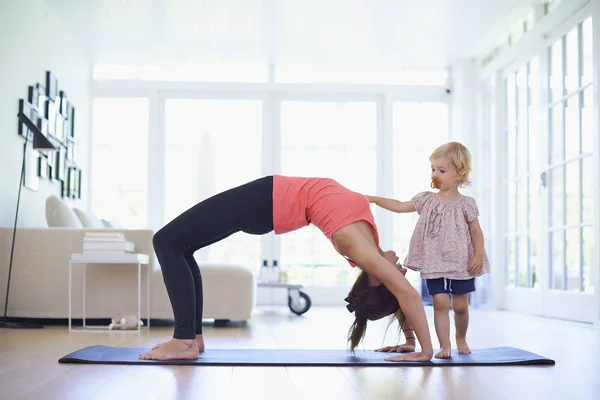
left=48, top=0, right=530, bottom=70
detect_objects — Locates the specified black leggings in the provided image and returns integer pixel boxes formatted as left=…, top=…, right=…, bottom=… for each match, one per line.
left=152, top=176, right=274, bottom=339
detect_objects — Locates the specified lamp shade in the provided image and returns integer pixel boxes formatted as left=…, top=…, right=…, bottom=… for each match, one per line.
left=17, top=112, right=57, bottom=152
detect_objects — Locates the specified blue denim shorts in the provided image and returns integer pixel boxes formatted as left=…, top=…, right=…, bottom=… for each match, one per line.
left=426, top=278, right=475, bottom=296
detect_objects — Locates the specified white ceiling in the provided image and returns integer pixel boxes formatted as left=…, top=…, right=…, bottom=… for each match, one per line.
left=48, top=0, right=530, bottom=70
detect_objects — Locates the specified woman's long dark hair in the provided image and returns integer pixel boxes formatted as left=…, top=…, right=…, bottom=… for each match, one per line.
left=346, top=271, right=406, bottom=352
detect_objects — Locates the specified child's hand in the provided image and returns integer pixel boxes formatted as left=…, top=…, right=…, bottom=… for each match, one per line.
left=468, top=253, right=484, bottom=276
left=396, top=263, right=407, bottom=276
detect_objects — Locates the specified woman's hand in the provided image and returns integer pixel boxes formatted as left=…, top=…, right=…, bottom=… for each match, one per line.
left=383, top=351, right=433, bottom=362
left=375, top=343, right=415, bottom=353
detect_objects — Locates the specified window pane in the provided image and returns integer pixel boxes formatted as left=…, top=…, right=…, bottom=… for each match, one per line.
left=92, top=144, right=120, bottom=190
left=93, top=63, right=268, bottom=83
left=517, top=179, right=528, bottom=232
left=507, top=125, right=516, bottom=180
left=551, top=166, right=565, bottom=228
left=517, top=121, right=528, bottom=177
left=164, top=147, right=196, bottom=195
left=517, top=66, right=528, bottom=122
left=582, top=156, right=594, bottom=224
left=529, top=233, right=539, bottom=288
left=551, top=230, right=565, bottom=289
left=507, top=74, right=516, bottom=125
left=565, top=95, right=580, bottom=159
left=91, top=98, right=149, bottom=228
left=507, top=237, right=516, bottom=286
left=528, top=177, right=540, bottom=232
left=119, top=191, right=147, bottom=229
left=550, top=39, right=564, bottom=102
left=565, top=161, right=581, bottom=226
left=582, top=226, right=595, bottom=294
left=275, top=68, right=449, bottom=85
left=582, top=86, right=594, bottom=154
left=392, top=102, right=449, bottom=290
left=518, top=235, right=528, bottom=287
left=281, top=101, right=378, bottom=286
left=164, top=99, right=263, bottom=267
left=566, top=228, right=581, bottom=291
left=529, top=57, right=540, bottom=110
left=550, top=103, right=565, bottom=164
left=565, top=26, right=580, bottom=93
left=582, top=18, right=593, bottom=85
left=507, top=182, right=516, bottom=233
left=529, top=100, right=541, bottom=173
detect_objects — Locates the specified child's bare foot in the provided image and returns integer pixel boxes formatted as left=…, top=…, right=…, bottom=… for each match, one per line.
left=456, top=339, right=471, bottom=354
left=151, top=334, right=205, bottom=353
left=139, top=338, right=199, bottom=360
left=435, top=348, right=452, bottom=359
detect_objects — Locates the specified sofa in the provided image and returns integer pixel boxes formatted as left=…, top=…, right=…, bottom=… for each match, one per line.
left=0, top=196, right=256, bottom=324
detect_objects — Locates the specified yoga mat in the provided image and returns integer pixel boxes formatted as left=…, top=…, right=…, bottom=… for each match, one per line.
left=59, top=345, right=555, bottom=366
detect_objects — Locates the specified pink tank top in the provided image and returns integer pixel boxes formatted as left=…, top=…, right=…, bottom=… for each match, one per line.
left=272, top=175, right=379, bottom=265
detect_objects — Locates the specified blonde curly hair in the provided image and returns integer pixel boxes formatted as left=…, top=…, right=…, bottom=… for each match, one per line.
left=430, top=142, right=473, bottom=187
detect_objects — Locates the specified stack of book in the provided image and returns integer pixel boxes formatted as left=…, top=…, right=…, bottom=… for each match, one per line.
left=82, top=232, right=135, bottom=254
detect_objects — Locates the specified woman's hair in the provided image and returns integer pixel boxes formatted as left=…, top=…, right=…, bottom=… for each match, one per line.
left=346, top=271, right=406, bottom=352
left=430, top=141, right=473, bottom=187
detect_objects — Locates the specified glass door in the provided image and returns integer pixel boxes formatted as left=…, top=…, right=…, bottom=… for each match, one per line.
left=503, top=16, right=597, bottom=322
left=275, top=98, right=379, bottom=289
left=163, top=98, right=264, bottom=269
left=543, top=18, right=596, bottom=321
left=391, top=102, right=450, bottom=304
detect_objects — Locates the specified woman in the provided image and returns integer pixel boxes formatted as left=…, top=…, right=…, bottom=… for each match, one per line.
left=139, top=175, right=433, bottom=362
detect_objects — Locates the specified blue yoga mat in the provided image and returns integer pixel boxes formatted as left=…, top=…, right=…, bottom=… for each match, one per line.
left=58, top=345, right=555, bottom=366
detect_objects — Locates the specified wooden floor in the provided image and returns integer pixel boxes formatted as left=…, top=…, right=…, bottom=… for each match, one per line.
left=0, top=306, right=598, bottom=400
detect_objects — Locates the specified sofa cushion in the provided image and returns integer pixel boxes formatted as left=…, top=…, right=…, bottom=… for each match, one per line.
left=45, top=196, right=83, bottom=227
left=73, top=208, right=105, bottom=228
left=101, top=219, right=124, bottom=229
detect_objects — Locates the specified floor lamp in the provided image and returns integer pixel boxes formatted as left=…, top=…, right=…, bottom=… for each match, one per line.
left=0, top=111, right=57, bottom=329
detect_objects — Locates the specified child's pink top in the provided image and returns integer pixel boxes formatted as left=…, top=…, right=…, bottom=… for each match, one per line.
left=403, top=191, right=490, bottom=279
left=272, top=175, right=379, bottom=266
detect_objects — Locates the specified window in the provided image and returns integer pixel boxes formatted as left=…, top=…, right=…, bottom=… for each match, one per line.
left=164, top=99, right=263, bottom=266
left=93, top=64, right=268, bottom=83
left=392, top=102, right=449, bottom=290
left=91, top=98, right=149, bottom=228
left=547, top=17, right=595, bottom=293
left=505, top=56, right=541, bottom=288
left=275, top=68, right=449, bottom=85
left=279, top=101, right=378, bottom=286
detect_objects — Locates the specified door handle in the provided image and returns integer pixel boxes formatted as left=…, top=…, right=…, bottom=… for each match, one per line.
left=540, top=171, right=547, bottom=188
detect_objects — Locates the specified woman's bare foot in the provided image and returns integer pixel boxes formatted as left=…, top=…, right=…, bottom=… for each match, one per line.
left=151, top=334, right=205, bottom=353
left=435, top=347, right=452, bottom=359
left=139, top=338, right=199, bottom=360
left=456, top=339, right=471, bottom=354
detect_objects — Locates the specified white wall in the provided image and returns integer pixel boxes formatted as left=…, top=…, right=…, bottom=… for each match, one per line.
left=0, top=0, right=91, bottom=228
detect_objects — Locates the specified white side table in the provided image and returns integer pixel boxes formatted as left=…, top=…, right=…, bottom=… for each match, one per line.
left=69, top=252, right=150, bottom=332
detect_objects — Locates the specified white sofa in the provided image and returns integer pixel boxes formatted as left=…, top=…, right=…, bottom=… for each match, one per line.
left=0, top=197, right=256, bottom=324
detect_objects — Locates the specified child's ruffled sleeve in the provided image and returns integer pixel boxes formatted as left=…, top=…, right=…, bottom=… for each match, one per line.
left=463, top=196, right=480, bottom=222
left=411, top=191, right=431, bottom=214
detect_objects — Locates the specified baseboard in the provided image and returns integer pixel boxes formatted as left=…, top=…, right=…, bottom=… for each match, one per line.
left=0, top=317, right=247, bottom=328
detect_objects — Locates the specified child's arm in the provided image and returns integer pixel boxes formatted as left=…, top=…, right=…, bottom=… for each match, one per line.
left=468, top=218, right=486, bottom=275
left=366, top=195, right=416, bottom=213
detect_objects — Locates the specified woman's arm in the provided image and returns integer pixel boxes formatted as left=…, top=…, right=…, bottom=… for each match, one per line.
left=375, top=316, right=417, bottom=353
left=366, top=195, right=415, bottom=213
